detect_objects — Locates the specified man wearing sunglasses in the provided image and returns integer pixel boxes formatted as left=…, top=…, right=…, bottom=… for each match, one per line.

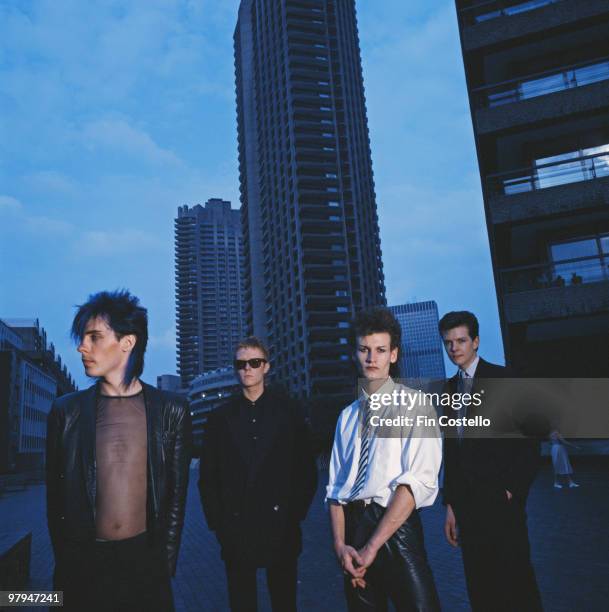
left=199, top=336, right=318, bottom=612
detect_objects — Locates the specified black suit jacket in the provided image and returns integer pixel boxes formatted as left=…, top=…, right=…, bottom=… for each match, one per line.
left=442, top=358, right=540, bottom=510
left=198, top=388, right=318, bottom=565
left=45, top=382, right=192, bottom=576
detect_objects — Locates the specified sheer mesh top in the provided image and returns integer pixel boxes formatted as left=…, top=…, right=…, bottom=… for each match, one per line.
left=95, top=391, right=147, bottom=540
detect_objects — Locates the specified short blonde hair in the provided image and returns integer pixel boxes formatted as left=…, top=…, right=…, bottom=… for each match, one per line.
left=234, top=336, right=270, bottom=361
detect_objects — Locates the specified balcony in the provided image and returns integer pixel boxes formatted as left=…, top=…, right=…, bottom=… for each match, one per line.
left=473, top=59, right=609, bottom=133
left=461, top=0, right=560, bottom=27
left=487, top=149, right=609, bottom=223
left=501, top=255, right=609, bottom=323
left=460, top=0, right=608, bottom=52
left=488, top=174, right=609, bottom=223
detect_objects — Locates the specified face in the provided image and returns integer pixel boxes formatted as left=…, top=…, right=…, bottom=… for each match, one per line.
left=77, top=316, right=135, bottom=381
left=442, top=325, right=479, bottom=369
left=234, top=346, right=270, bottom=389
left=355, top=332, right=398, bottom=381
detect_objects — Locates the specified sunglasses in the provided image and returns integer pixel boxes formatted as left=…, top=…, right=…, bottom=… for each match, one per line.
left=234, top=358, right=268, bottom=370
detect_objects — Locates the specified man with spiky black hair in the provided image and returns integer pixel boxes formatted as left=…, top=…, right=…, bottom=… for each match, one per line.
left=45, top=290, right=191, bottom=612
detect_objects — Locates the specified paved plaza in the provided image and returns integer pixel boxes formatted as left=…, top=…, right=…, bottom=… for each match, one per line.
left=1, top=459, right=608, bottom=611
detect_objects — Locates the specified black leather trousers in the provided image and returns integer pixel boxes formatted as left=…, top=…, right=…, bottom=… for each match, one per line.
left=343, top=502, right=441, bottom=612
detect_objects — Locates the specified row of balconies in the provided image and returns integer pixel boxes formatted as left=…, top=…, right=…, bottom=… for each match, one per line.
left=459, top=0, right=608, bottom=51
left=502, top=275, right=609, bottom=323
left=472, top=64, right=609, bottom=135
left=486, top=156, right=609, bottom=225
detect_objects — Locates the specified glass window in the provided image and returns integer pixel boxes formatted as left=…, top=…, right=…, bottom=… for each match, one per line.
left=520, top=73, right=566, bottom=100
left=504, top=176, right=533, bottom=194
left=551, top=238, right=604, bottom=285
left=583, top=145, right=609, bottom=179
left=536, top=150, right=589, bottom=189
left=506, top=0, right=554, bottom=16
left=574, top=61, right=609, bottom=87
left=551, top=239, right=598, bottom=262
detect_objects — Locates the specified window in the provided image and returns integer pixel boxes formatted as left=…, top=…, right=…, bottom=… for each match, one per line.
left=504, top=144, right=609, bottom=194
left=474, top=0, right=557, bottom=23
left=550, top=235, right=609, bottom=285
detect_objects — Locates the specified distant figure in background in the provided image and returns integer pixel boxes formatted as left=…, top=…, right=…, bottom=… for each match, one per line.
left=46, top=290, right=191, bottom=612
left=550, top=430, right=580, bottom=488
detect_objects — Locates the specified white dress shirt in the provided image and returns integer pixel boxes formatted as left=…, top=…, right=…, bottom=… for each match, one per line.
left=326, top=378, right=442, bottom=509
left=460, top=354, right=479, bottom=379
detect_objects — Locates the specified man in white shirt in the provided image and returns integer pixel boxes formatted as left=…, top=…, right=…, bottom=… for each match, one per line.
left=326, top=307, right=442, bottom=611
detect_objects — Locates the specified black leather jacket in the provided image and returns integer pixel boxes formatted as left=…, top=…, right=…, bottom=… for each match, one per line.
left=45, top=382, right=192, bottom=576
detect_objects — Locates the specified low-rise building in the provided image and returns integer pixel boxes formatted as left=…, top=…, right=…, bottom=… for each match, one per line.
left=0, top=319, right=76, bottom=473
left=188, top=367, right=239, bottom=451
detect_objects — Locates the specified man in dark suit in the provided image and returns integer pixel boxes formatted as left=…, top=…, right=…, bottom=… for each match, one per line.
left=199, top=336, right=317, bottom=612
left=439, top=311, right=542, bottom=612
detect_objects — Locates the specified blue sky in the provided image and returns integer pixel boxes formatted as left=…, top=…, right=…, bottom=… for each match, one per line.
left=0, top=0, right=503, bottom=389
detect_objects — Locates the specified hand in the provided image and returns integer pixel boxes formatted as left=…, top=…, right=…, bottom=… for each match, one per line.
left=506, top=490, right=513, bottom=501
left=356, top=542, right=379, bottom=570
left=444, top=504, right=458, bottom=547
left=335, top=543, right=366, bottom=578
left=350, top=577, right=367, bottom=589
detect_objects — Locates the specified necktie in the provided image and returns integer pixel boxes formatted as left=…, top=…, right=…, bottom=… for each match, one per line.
left=349, top=398, right=373, bottom=500
left=456, top=370, right=472, bottom=440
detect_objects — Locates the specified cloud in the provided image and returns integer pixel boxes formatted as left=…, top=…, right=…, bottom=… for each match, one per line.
left=75, top=228, right=161, bottom=256
left=24, top=215, right=73, bottom=235
left=0, top=195, right=161, bottom=252
left=0, top=194, right=72, bottom=234
left=81, top=118, right=183, bottom=166
left=0, top=195, right=23, bottom=212
left=377, top=179, right=493, bottom=306
left=149, top=327, right=176, bottom=350
left=26, top=170, right=78, bottom=195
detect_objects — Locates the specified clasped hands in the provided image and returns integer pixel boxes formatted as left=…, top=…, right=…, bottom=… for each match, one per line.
left=335, top=541, right=378, bottom=589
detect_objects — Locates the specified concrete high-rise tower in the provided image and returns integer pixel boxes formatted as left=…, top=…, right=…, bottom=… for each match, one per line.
left=455, top=0, right=609, bottom=376
left=235, top=0, right=386, bottom=403
left=174, top=199, right=246, bottom=385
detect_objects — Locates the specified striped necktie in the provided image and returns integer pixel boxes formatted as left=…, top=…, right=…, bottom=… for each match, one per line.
left=456, top=370, right=472, bottom=440
left=349, top=398, right=373, bottom=500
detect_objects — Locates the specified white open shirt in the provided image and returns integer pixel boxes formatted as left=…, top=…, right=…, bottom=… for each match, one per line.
left=325, top=378, right=442, bottom=509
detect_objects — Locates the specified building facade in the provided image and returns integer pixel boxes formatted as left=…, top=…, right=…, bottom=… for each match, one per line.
left=175, top=199, right=246, bottom=385
left=456, top=0, right=609, bottom=376
left=156, top=374, right=184, bottom=394
left=235, top=0, right=386, bottom=406
left=390, top=301, right=446, bottom=385
left=0, top=319, right=76, bottom=472
left=188, top=367, right=240, bottom=450
left=1, top=318, right=76, bottom=396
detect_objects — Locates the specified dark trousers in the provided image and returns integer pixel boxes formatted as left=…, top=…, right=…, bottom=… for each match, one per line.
left=343, top=502, right=440, bottom=612
left=53, top=532, right=174, bottom=612
left=455, top=496, right=542, bottom=612
left=225, top=557, right=298, bottom=612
